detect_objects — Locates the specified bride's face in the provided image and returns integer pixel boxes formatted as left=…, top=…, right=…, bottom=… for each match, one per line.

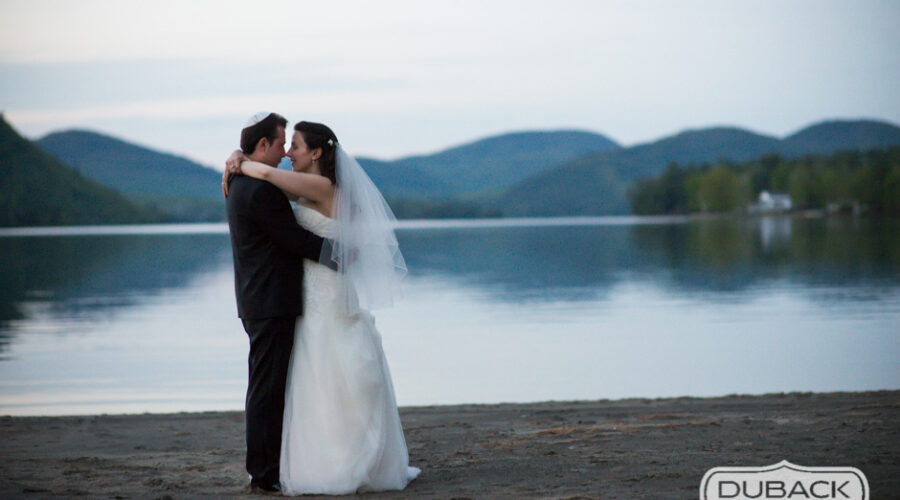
left=287, top=131, right=319, bottom=173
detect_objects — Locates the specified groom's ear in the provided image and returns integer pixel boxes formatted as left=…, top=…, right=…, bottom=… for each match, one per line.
left=255, top=136, right=269, bottom=153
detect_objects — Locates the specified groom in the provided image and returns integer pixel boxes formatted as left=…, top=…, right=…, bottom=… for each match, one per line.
left=225, top=112, right=327, bottom=492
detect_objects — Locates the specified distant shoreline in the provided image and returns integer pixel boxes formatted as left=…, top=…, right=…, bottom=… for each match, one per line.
left=5, top=211, right=895, bottom=237
left=2, top=390, right=897, bottom=498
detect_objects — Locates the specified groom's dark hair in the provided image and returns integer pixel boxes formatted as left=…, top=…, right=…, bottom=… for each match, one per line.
left=240, top=113, right=288, bottom=155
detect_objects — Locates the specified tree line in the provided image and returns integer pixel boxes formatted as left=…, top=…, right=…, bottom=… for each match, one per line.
left=629, top=146, right=900, bottom=215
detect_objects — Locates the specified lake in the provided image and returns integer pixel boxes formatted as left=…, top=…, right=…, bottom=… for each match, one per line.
left=1, top=216, right=898, bottom=416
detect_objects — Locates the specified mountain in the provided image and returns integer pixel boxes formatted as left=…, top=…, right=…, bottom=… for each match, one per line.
left=359, top=156, right=450, bottom=200
left=21, top=118, right=900, bottom=221
left=38, top=130, right=224, bottom=221
left=360, top=130, right=621, bottom=199
left=496, top=120, right=900, bottom=216
left=497, top=158, right=631, bottom=216
left=0, top=116, right=159, bottom=227
left=779, top=119, right=900, bottom=156
left=496, top=127, right=781, bottom=216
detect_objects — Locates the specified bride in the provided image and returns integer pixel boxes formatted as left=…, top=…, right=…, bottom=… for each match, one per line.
left=224, top=121, right=420, bottom=495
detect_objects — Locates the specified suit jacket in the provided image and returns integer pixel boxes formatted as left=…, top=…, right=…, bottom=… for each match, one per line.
left=226, top=174, right=325, bottom=319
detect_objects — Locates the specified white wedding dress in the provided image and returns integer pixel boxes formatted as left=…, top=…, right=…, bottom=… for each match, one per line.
left=279, top=204, right=420, bottom=496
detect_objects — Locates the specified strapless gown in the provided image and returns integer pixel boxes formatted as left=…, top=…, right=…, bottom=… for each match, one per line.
left=279, top=204, right=420, bottom=495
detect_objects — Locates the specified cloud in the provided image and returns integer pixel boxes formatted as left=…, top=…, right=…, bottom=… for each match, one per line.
left=2, top=0, right=899, bottom=162
left=5, top=83, right=508, bottom=126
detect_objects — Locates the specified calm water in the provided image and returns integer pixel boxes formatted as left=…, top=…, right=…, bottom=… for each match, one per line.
left=1, top=216, right=898, bottom=416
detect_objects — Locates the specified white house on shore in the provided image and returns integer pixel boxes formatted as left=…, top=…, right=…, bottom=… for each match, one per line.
left=749, top=191, right=793, bottom=213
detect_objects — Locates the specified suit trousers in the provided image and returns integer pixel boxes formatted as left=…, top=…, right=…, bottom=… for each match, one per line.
left=241, top=315, right=297, bottom=485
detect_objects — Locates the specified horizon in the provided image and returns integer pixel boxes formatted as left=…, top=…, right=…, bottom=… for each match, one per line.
left=2, top=1, right=899, bottom=167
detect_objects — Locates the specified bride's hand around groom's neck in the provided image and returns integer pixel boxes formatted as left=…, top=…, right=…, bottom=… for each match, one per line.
left=222, top=149, right=249, bottom=198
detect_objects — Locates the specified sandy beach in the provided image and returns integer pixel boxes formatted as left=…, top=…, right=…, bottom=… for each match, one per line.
left=1, top=390, right=897, bottom=499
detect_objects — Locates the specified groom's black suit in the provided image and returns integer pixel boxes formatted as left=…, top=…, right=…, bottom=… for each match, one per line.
left=226, top=174, right=325, bottom=487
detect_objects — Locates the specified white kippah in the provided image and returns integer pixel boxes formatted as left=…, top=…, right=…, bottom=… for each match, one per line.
left=244, top=112, right=271, bottom=128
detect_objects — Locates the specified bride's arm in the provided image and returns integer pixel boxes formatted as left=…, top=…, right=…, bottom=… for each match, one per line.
left=239, top=161, right=334, bottom=203
left=222, top=154, right=299, bottom=201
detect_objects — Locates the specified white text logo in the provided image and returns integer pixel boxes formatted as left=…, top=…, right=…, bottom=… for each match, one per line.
left=700, top=460, right=868, bottom=500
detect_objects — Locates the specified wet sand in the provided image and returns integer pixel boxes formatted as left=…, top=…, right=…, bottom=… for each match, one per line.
left=1, top=390, right=897, bottom=499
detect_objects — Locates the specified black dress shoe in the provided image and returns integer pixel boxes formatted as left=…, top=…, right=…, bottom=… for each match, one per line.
left=248, top=480, right=281, bottom=494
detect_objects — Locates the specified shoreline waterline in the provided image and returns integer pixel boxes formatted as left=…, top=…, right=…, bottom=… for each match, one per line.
left=3, top=210, right=887, bottom=237
left=0, top=214, right=698, bottom=237
left=3, top=387, right=898, bottom=418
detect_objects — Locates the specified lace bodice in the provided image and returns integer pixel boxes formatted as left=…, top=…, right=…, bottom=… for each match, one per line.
left=292, top=204, right=345, bottom=314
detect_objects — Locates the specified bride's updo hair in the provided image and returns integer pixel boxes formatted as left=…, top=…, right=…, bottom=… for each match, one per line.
left=295, top=121, right=339, bottom=185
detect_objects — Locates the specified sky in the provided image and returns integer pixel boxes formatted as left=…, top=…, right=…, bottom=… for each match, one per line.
left=1, top=0, right=898, bottom=169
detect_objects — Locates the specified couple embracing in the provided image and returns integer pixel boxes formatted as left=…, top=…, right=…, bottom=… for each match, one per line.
left=223, top=113, right=419, bottom=495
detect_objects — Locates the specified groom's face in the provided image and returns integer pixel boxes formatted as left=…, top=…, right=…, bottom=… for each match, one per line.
left=261, top=126, right=287, bottom=167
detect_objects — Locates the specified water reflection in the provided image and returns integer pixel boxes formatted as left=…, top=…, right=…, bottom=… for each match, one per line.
left=1, top=217, right=898, bottom=414
left=2, top=217, right=899, bottom=348
left=629, top=217, right=900, bottom=296
left=0, top=233, right=231, bottom=352
left=397, top=225, right=637, bottom=301
left=396, top=216, right=900, bottom=300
